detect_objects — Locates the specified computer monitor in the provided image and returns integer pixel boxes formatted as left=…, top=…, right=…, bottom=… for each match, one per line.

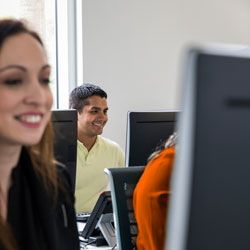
left=125, top=110, right=178, bottom=166
left=81, top=191, right=114, bottom=245
left=166, top=45, right=250, bottom=250
left=51, top=109, right=77, bottom=190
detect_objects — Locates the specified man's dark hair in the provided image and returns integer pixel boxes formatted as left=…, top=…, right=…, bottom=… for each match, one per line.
left=69, top=83, right=107, bottom=113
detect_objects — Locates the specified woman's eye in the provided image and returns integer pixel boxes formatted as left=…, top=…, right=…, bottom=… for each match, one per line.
left=4, top=79, right=22, bottom=85
left=40, top=78, right=51, bottom=85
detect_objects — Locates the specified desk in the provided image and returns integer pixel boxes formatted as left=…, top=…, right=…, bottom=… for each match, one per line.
left=78, top=222, right=117, bottom=250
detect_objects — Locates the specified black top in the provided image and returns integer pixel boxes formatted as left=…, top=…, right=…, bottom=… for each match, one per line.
left=7, top=148, right=80, bottom=250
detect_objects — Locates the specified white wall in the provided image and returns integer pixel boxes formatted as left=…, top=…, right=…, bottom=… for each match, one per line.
left=81, top=0, right=250, bottom=150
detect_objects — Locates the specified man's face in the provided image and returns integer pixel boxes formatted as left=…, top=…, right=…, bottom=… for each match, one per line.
left=77, top=95, right=108, bottom=138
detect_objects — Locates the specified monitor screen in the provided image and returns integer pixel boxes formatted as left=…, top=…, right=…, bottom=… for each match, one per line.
left=125, top=110, right=178, bottom=166
left=51, top=109, right=77, bottom=190
left=167, top=46, right=250, bottom=250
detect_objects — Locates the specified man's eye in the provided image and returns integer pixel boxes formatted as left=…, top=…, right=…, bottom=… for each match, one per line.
left=4, top=79, right=22, bottom=85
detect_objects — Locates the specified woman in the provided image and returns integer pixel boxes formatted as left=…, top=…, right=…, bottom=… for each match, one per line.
left=0, top=19, right=79, bottom=249
left=133, top=132, right=177, bottom=250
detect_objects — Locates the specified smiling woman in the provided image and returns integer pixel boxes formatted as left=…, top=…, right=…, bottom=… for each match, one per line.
left=0, top=33, right=53, bottom=146
left=0, top=19, right=79, bottom=250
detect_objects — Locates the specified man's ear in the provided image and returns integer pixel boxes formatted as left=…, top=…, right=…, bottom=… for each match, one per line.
left=77, top=111, right=81, bottom=120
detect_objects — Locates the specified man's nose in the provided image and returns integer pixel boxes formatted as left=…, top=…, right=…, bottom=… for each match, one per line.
left=100, top=111, right=108, bottom=119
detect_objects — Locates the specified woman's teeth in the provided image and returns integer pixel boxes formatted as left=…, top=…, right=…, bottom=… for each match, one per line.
left=19, top=115, right=42, bottom=123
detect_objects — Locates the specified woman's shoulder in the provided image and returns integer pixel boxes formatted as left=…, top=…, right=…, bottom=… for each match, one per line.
left=57, top=163, right=72, bottom=186
left=56, top=163, right=75, bottom=203
left=162, top=146, right=175, bottom=156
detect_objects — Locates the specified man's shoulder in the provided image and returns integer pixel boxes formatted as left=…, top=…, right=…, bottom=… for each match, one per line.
left=98, top=136, right=125, bottom=166
left=98, top=136, right=122, bottom=150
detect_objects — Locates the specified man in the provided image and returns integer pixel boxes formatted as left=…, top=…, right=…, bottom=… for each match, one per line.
left=69, top=83, right=125, bottom=212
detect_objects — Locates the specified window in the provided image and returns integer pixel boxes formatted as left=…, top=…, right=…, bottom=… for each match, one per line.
left=0, top=0, right=82, bottom=108
left=0, top=0, right=57, bottom=107
left=56, top=0, right=83, bottom=108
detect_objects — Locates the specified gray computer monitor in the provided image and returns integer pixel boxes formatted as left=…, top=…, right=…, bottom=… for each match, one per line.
left=167, top=44, right=250, bottom=250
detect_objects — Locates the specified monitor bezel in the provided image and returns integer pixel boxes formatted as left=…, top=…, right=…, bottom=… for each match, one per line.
left=125, top=110, right=179, bottom=167
left=166, top=45, right=250, bottom=250
left=51, top=109, right=77, bottom=190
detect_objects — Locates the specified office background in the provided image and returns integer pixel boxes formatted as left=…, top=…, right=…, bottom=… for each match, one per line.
left=80, top=0, right=250, bottom=150
left=1, top=0, right=249, bottom=150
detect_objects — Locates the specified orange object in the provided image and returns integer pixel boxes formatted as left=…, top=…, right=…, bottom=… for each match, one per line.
left=133, top=147, right=175, bottom=250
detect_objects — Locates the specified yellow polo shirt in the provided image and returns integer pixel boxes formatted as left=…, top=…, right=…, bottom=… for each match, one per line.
left=75, top=135, right=125, bottom=212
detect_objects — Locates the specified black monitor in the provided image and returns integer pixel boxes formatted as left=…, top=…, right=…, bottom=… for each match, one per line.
left=166, top=45, right=250, bottom=250
left=81, top=191, right=113, bottom=242
left=125, top=110, right=178, bottom=166
left=51, top=109, right=77, bottom=190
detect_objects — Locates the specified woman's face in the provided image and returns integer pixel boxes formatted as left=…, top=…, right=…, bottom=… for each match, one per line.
left=0, top=33, right=53, bottom=147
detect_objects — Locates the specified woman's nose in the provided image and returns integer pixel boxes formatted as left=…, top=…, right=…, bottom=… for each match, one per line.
left=24, top=79, right=48, bottom=106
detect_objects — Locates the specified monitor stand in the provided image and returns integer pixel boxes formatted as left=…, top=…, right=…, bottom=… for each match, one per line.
left=96, top=213, right=116, bottom=248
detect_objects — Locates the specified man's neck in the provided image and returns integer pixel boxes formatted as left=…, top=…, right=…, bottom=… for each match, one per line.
left=78, top=134, right=97, bottom=151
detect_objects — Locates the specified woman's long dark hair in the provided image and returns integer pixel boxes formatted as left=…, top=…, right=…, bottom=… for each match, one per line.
left=0, top=18, right=57, bottom=250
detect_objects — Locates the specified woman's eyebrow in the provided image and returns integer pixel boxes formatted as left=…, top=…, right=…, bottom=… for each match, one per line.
left=0, top=65, right=26, bottom=73
left=41, top=64, right=51, bottom=71
left=0, top=64, right=51, bottom=73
